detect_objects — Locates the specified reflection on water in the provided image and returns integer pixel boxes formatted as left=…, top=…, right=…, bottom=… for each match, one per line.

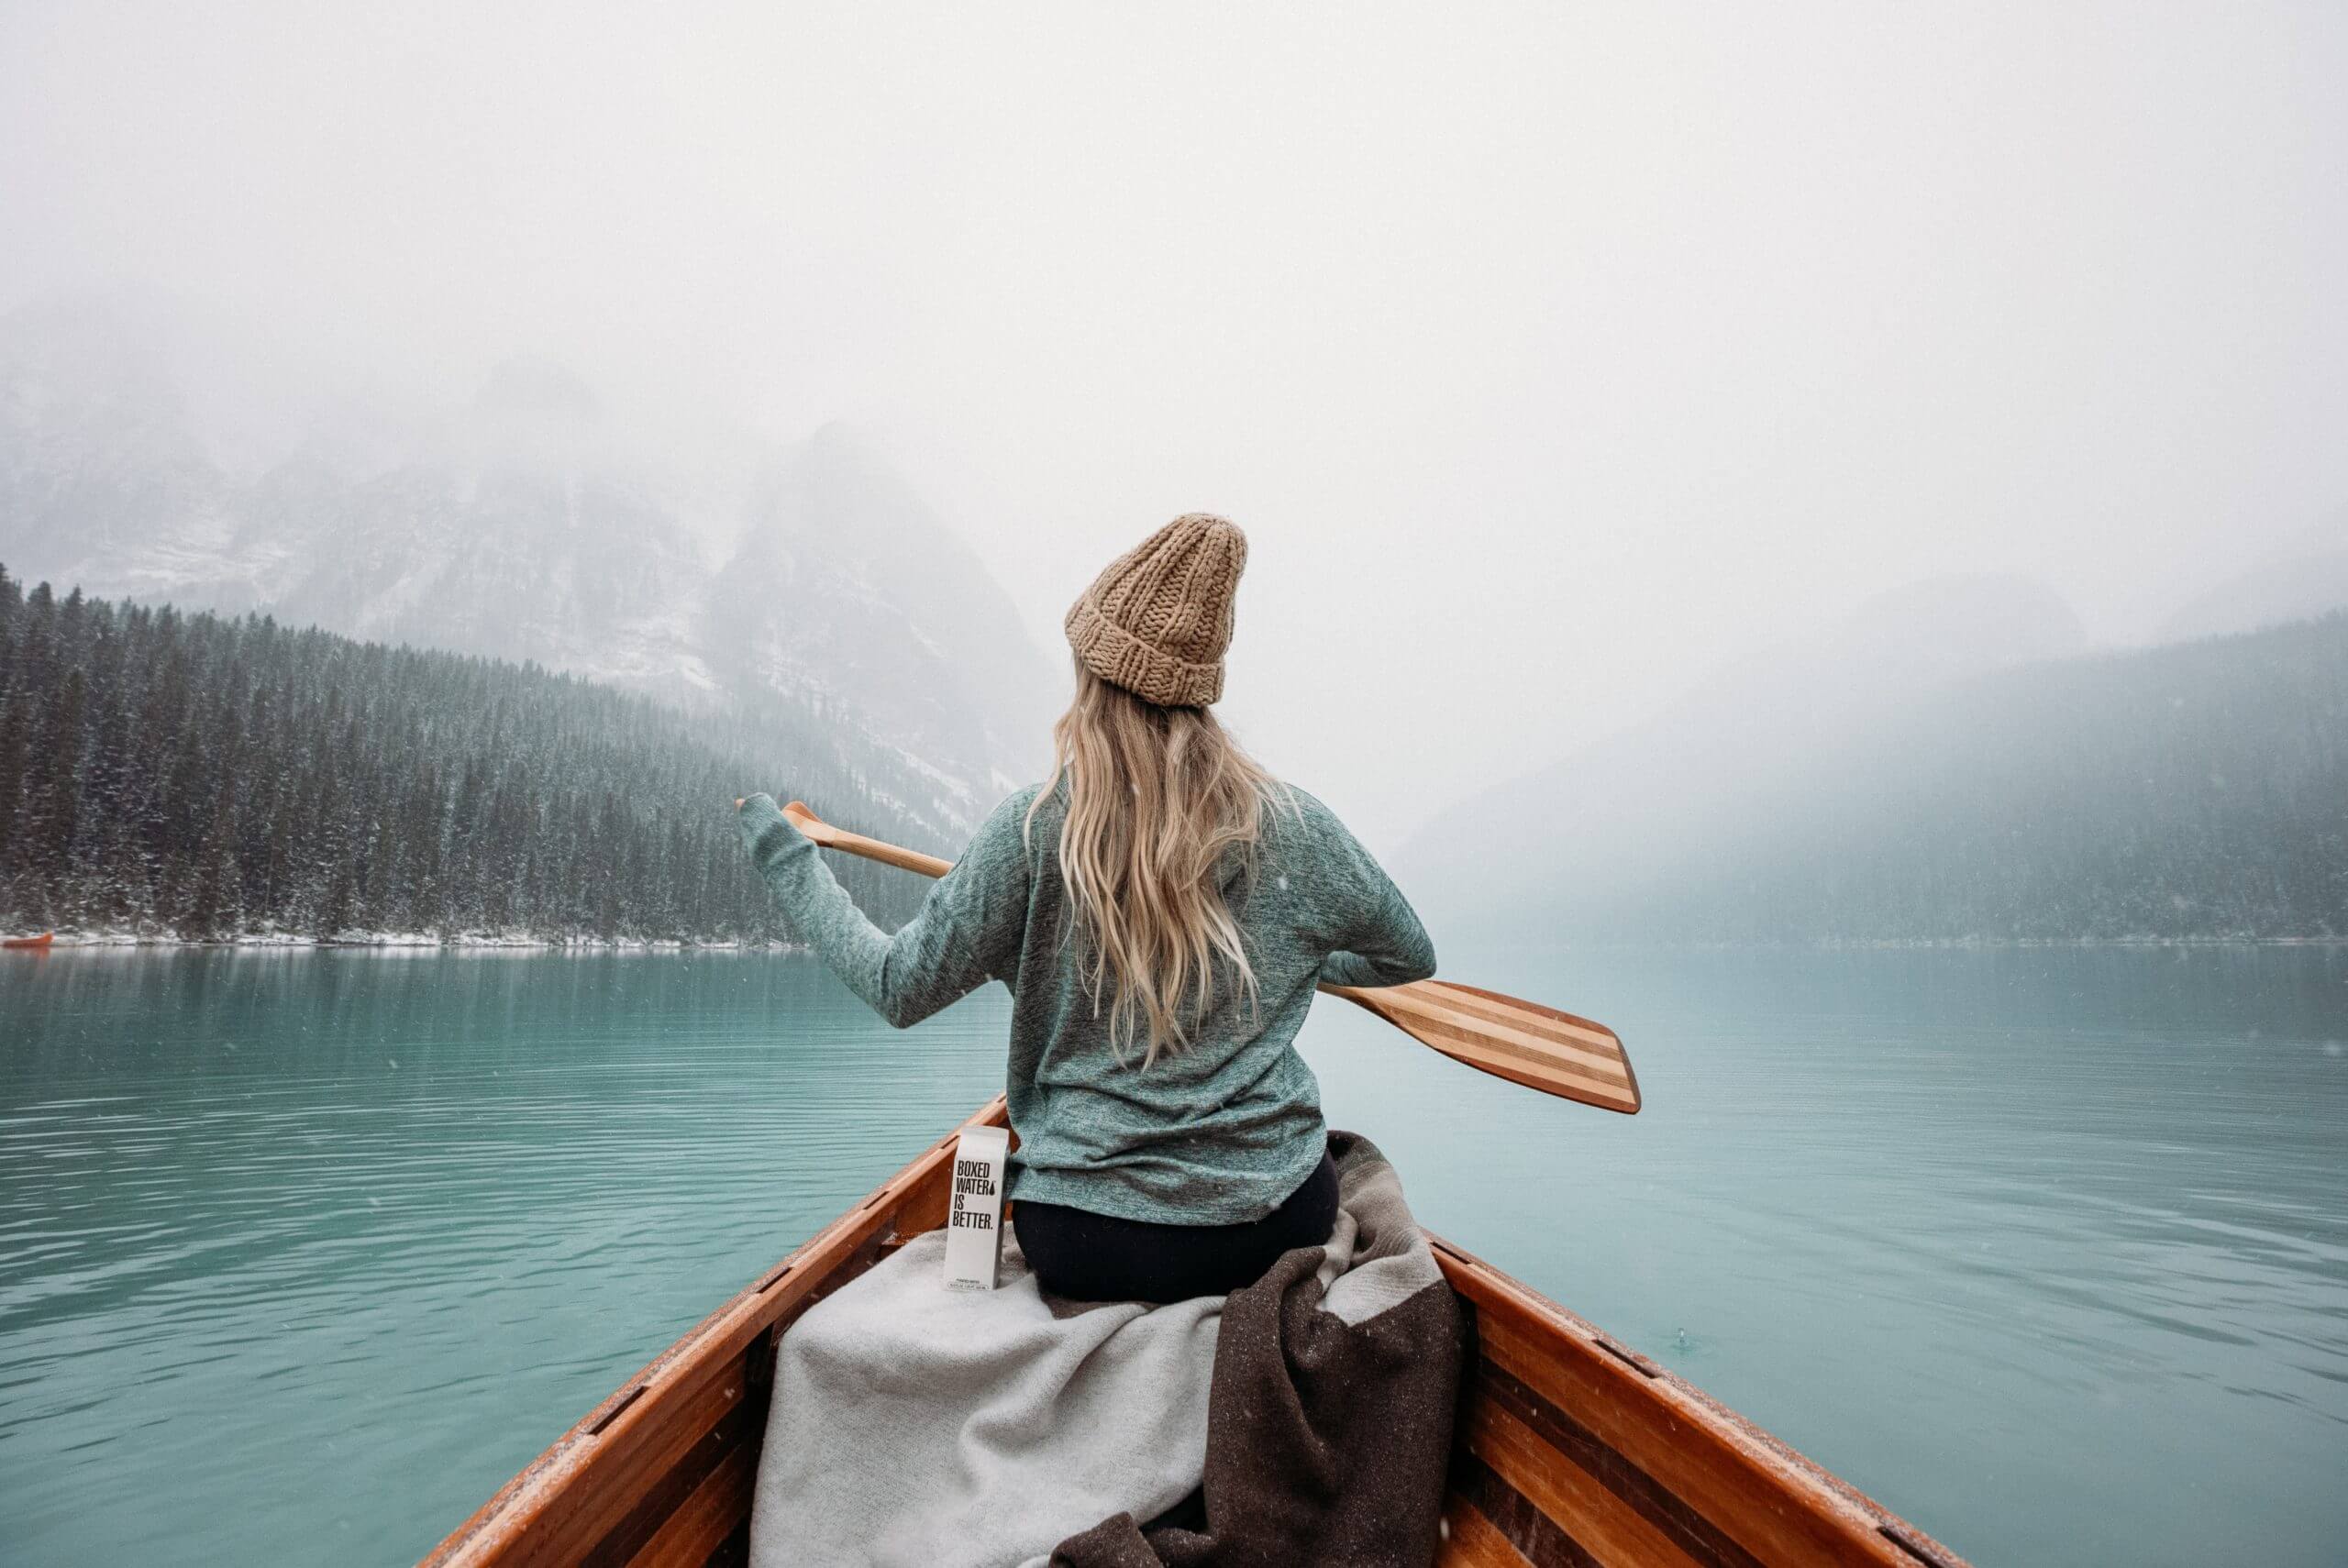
left=0, top=949, right=1010, bottom=1567
left=2, top=945, right=2344, bottom=1565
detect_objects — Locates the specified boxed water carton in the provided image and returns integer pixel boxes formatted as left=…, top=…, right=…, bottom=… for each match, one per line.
left=942, top=1124, right=1010, bottom=1291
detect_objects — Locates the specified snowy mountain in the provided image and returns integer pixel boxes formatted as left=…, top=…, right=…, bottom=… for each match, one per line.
left=1398, top=574, right=2092, bottom=939
left=708, top=425, right=1061, bottom=802
left=1402, top=577, right=2348, bottom=943
left=240, top=359, right=718, bottom=696
left=2153, top=528, right=2348, bottom=645
left=0, top=295, right=238, bottom=598
left=0, top=298, right=1058, bottom=835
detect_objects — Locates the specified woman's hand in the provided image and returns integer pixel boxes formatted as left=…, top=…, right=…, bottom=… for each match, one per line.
left=736, top=797, right=747, bottom=812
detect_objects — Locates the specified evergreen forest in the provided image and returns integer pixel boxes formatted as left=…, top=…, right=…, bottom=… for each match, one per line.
left=0, top=567, right=946, bottom=943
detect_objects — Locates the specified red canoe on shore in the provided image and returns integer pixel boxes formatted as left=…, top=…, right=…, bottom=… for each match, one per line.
left=2, top=931, right=53, bottom=950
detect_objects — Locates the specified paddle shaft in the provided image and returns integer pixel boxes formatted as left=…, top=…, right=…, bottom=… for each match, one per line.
left=771, top=801, right=1641, bottom=1113
left=783, top=801, right=1433, bottom=1010
left=782, top=806, right=954, bottom=879
left=786, top=799, right=1378, bottom=1005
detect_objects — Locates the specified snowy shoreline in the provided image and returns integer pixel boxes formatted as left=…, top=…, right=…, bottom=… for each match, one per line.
left=18, top=930, right=2343, bottom=955
left=27, top=930, right=806, bottom=953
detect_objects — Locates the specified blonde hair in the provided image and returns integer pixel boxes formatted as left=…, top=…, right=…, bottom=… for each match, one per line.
left=1026, top=665, right=1291, bottom=1066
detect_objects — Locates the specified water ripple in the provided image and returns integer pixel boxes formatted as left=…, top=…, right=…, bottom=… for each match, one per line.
left=3, top=945, right=2346, bottom=1566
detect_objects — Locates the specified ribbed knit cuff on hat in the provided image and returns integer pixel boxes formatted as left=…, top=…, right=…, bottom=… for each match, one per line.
left=1064, top=593, right=1227, bottom=708
left=1062, top=512, right=1246, bottom=708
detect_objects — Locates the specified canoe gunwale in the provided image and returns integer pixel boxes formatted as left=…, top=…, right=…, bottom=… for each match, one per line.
left=1434, top=1234, right=1972, bottom=1568
left=415, top=1098, right=1012, bottom=1568
left=417, top=1099, right=1971, bottom=1568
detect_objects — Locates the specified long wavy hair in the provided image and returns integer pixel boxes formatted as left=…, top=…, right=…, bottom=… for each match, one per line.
left=1025, top=664, right=1292, bottom=1067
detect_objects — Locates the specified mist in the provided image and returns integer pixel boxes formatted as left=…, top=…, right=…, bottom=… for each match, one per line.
left=7, top=17, right=2348, bottom=1563
left=5, top=2, right=2345, bottom=844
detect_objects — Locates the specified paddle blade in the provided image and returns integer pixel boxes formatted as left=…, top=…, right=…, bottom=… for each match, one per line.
left=1320, top=978, right=1641, bottom=1114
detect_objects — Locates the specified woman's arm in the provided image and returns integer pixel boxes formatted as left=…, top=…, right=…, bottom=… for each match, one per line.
left=1302, top=798, right=1437, bottom=988
left=737, top=790, right=1032, bottom=1028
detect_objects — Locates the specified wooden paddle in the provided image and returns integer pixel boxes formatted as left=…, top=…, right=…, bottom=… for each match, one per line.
left=767, top=800, right=1642, bottom=1114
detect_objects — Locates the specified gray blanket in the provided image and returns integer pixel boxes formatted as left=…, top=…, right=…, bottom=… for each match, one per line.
left=748, top=1132, right=1463, bottom=1568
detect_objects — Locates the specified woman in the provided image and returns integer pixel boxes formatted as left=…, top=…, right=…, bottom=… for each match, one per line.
left=735, top=513, right=1434, bottom=1303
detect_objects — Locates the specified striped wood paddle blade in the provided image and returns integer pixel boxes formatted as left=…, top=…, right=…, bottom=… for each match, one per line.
left=1318, top=978, right=1642, bottom=1114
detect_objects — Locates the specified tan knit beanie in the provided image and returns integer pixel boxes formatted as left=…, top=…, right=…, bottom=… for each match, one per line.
left=1063, top=513, right=1247, bottom=708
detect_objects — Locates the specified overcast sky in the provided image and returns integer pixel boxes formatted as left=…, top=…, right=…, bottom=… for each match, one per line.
left=5, top=3, right=2344, bottom=838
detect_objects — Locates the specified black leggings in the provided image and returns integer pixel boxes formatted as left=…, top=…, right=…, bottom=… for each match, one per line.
left=1013, top=1148, right=1341, bottom=1304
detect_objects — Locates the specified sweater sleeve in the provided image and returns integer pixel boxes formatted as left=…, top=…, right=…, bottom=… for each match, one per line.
left=737, top=790, right=1033, bottom=1028
left=1302, top=798, right=1439, bottom=989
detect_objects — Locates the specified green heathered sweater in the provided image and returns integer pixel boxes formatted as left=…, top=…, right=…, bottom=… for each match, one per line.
left=737, top=784, right=1435, bottom=1225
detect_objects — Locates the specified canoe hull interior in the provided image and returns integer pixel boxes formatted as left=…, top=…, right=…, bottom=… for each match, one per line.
left=418, top=1100, right=1969, bottom=1568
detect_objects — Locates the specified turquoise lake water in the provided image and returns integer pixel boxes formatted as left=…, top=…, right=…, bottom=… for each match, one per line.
left=1, top=945, right=2343, bottom=1565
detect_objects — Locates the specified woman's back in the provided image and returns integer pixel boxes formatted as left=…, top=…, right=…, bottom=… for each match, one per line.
left=738, top=511, right=1434, bottom=1293
left=735, top=776, right=1431, bottom=1223
left=992, top=778, right=1432, bottom=1223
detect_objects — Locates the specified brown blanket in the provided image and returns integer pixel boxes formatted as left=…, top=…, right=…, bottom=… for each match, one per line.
left=1050, top=1132, right=1468, bottom=1568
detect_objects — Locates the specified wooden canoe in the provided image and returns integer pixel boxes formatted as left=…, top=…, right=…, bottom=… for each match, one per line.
left=2, top=930, right=53, bottom=950
left=418, top=1099, right=1971, bottom=1568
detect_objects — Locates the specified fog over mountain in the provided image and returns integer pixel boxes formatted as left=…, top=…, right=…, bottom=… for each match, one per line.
left=2153, top=524, right=2348, bottom=646
left=1401, top=574, right=2084, bottom=928
left=0, top=295, right=1058, bottom=834
left=6, top=6, right=2340, bottom=846
left=1405, top=578, right=2348, bottom=944
left=13, top=282, right=2345, bottom=948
